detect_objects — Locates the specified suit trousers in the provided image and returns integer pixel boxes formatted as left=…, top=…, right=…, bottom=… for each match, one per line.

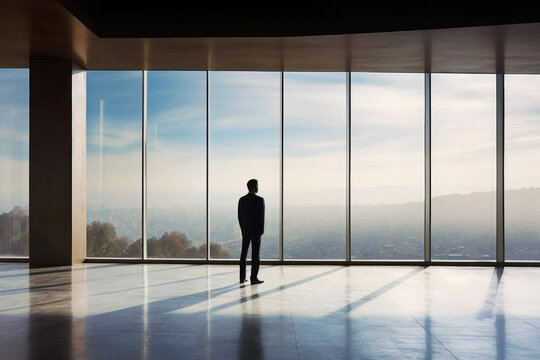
left=239, top=235, right=261, bottom=281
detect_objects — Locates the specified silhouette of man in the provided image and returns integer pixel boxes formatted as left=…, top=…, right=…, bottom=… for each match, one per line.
left=238, top=179, right=265, bottom=285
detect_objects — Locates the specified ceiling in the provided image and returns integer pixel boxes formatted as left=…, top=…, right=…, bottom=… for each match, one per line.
left=2, top=0, right=540, bottom=73
left=57, top=1, right=540, bottom=38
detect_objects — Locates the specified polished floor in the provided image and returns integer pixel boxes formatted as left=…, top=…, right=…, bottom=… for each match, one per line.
left=0, top=264, right=539, bottom=360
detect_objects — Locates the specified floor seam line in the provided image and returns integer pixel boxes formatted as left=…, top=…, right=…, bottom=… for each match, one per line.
left=483, top=298, right=540, bottom=332
left=138, top=285, right=198, bottom=351
left=283, top=268, right=301, bottom=360
left=506, top=311, right=540, bottom=332
left=411, top=315, right=460, bottom=360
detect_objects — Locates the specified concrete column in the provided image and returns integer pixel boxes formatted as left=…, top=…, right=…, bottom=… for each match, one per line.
left=29, top=59, right=86, bottom=266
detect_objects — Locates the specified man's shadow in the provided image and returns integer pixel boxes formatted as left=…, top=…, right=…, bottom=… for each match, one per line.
left=239, top=286, right=264, bottom=360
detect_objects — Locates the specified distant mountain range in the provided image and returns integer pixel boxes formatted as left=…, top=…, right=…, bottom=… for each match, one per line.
left=86, top=187, right=540, bottom=242
left=4, top=187, right=540, bottom=259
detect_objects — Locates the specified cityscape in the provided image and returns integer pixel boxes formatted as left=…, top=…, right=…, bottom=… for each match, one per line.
left=2, top=70, right=540, bottom=262
left=5, top=187, right=539, bottom=260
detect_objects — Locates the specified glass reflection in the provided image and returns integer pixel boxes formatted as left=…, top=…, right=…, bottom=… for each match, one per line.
left=0, top=69, right=29, bottom=257
left=209, top=72, right=280, bottom=259
left=86, top=71, right=142, bottom=258
left=505, top=75, right=540, bottom=260
left=284, top=72, right=347, bottom=259
left=351, top=72, right=424, bottom=260
left=147, top=71, right=206, bottom=258
left=431, top=74, right=496, bottom=260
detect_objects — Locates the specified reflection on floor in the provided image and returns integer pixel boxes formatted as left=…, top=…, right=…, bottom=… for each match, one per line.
left=0, top=263, right=539, bottom=359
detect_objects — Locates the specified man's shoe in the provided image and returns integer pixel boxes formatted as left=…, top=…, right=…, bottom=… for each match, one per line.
left=240, top=279, right=248, bottom=284
left=251, top=278, right=264, bottom=285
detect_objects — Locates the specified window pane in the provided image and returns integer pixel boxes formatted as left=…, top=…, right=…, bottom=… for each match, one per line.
left=147, top=71, right=206, bottom=259
left=351, top=73, right=424, bottom=260
left=86, top=71, right=142, bottom=258
left=0, top=69, right=29, bottom=257
left=431, top=74, right=496, bottom=260
left=284, top=72, right=346, bottom=259
left=505, top=75, right=540, bottom=260
left=209, top=72, right=280, bottom=259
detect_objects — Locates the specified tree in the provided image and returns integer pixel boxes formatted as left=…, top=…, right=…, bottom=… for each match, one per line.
left=87, top=221, right=122, bottom=257
left=0, top=206, right=29, bottom=256
left=86, top=221, right=230, bottom=259
left=210, top=242, right=230, bottom=259
left=126, top=239, right=142, bottom=257
left=148, top=231, right=193, bottom=258
left=1, top=209, right=231, bottom=259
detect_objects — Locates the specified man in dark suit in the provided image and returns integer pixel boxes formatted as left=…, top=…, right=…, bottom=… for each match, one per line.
left=238, top=179, right=265, bottom=285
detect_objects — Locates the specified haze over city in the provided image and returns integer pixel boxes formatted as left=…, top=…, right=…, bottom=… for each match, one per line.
left=2, top=70, right=540, bottom=261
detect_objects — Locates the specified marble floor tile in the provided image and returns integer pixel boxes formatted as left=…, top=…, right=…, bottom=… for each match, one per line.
left=1, top=263, right=540, bottom=359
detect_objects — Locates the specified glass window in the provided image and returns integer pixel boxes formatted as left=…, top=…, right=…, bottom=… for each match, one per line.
left=283, top=72, right=347, bottom=259
left=505, top=75, right=540, bottom=260
left=351, top=73, right=424, bottom=260
left=209, top=72, right=280, bottom=259
left=431, top=74, right=496, bottom=260
left=146, top=71, right=207, bottom=259
left=0, top=69, right=29, bottom=257
left=86, top=71, right=142, bottom=258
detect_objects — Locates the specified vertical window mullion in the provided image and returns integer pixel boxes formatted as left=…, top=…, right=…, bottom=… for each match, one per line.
left=142, top=70, right=147, bottom=260
left=496, top=74, right=505, bottom=264
left=280, top=71, right=284, bottom=263
left=346, top=72, right=351, bottom=262
left=206, top=71, right=210, bottom=261
left=424, top=73, right=432, bottom=263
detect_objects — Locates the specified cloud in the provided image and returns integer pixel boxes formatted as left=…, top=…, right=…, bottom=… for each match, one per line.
left=284, top=77, right=346, bottom=127
left=0, top=158, right=28, bottom=210
left=149, top=106, right=205, bottom=128
left=0, top=69, right=28, bottom=105
left=429, top=74, right=496, bottom=195
left=87, top=121, right=141, bottom=150
left=87, top=152, right=141, bottom=194
left=209, top=155, right=280, bottom=194
left=89, top=71, right=141, bottom=83
left=281, top=73, right=349, bottom=163
left=210, top=113, right=279, bottom=130
left=211, top=71, right=280, bottom=88
left=86, top=71, right=540, bottom=208
left=505, top=75, right=540, bottom=189
left=0, top=70, right=29, bottom=155
left=350, top=74, right=423, bottom=157
left=284, top=152, right=346, bottom=192
left=0, top=125, right=28, bottom=152
left=0, top=105, right=28, bottom=123
left=146, top=147, right=206, bottom=193
left=352, top=73, right=424, bottom=129
left=288, top=139, right=346, bottom=152
left=209, top=72, right=280, bottom=130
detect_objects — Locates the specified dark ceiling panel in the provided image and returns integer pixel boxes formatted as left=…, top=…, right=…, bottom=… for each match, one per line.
left=58, top=1, right=540, bottom=38
left=2, top=0, right=540, bottom=73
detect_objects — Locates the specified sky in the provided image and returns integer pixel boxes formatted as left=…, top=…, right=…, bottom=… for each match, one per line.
left=0, top=69, right=29, bottom=212
left=505, top=75, right=540, bottom=190
left=84, top=71, right=502, bottom=209
left=147, top=71, right=207, bottom=212
left=3, top=69, right=540, bottom=214
left=431, top=74, right=496, bottom=197
left=352, top=72, right=424, bottom=204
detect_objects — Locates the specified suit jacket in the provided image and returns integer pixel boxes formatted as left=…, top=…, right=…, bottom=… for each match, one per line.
left=238, top=192, right=265, bottom=237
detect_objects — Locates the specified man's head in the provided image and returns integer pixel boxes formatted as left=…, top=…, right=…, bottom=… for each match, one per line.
left=247, top=179, right=258, bottom=193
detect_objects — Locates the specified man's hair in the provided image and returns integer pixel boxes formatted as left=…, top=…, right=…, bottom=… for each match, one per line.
left=247, top=179, right=258, bottom=191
